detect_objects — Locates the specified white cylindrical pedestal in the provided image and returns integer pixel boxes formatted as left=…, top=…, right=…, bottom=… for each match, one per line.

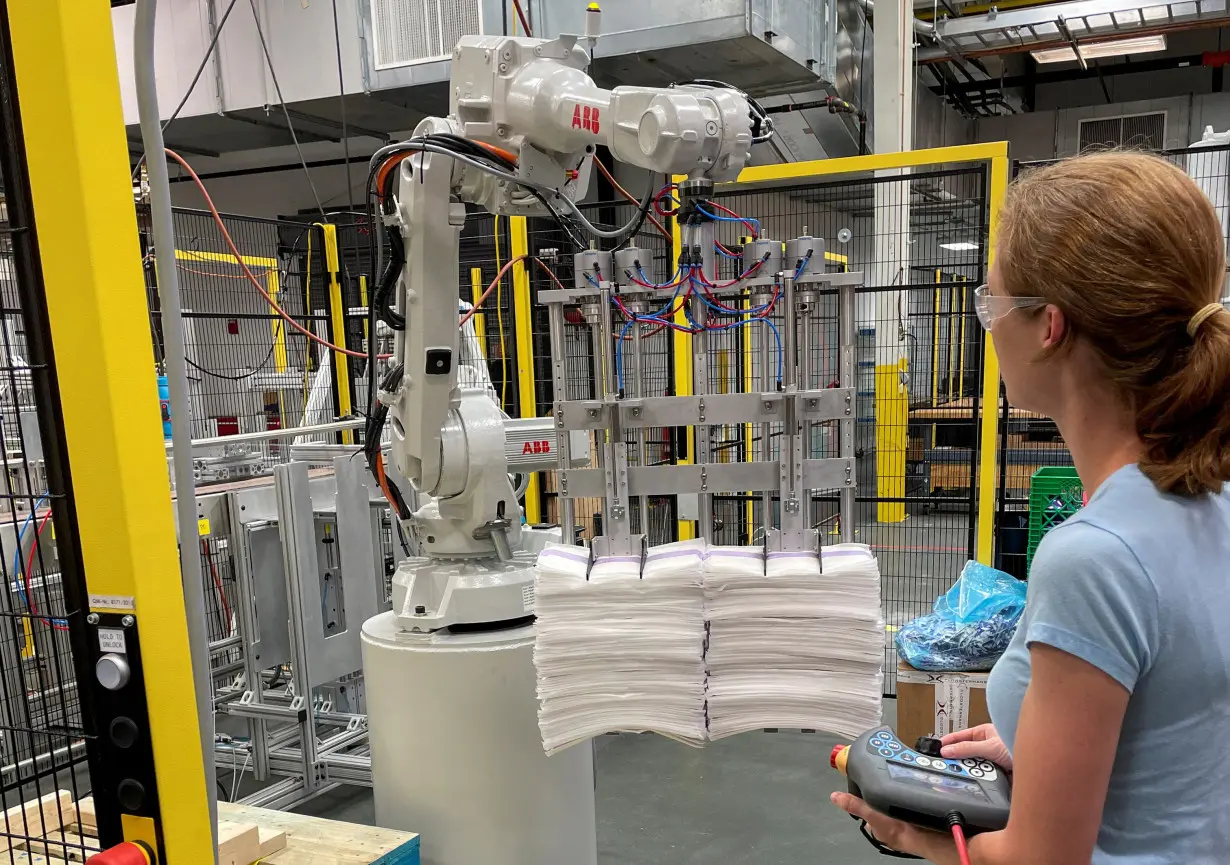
left=362, top=612, right=597, bottom=865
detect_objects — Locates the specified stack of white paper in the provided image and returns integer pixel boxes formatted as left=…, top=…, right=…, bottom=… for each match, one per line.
left=533, top=540, right=707, bottom=754
left=705, top=543, right=884, bottom=739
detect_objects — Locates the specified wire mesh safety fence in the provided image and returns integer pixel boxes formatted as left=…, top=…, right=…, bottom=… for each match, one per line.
left=996, top=145, right=1230, bottom=579
left=705, top=164, right=990, bottom=692
left=137, top=206, right=376, bottom=485
left=525, top=190, right=678, bottom=544
left=0, top=17, right=92, bottom=857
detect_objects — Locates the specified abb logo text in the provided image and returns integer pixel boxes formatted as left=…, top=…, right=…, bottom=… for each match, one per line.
left=571, top=105, right=601, bottom=134
left=522, top=440, right=552, bottom=455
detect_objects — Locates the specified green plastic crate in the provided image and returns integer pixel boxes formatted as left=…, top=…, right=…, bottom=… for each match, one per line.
left=1026, top=466, right=1084, bottom=570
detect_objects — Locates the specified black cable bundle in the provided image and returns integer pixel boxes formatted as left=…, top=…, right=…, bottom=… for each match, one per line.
left=365, top=361, right=411, bottom=519
left=614, top=173, right=659, bottom=251
left=373, top=225, right=406, bottom=331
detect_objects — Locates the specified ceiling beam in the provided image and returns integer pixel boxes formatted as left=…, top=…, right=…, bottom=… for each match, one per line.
left=926, top=52, right=1206, bottom=94
left=220, top=112, right=340, bottom=144
left=934, top=0, right=1216, bottom=39
left=923, top=17, right=1230, bottom=60
left=129, top=138, right=220, bottom=159
left=282, top=108, right=393, bottom=144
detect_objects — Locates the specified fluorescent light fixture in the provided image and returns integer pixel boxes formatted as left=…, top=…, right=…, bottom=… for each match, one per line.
left=1031, top=34, right=1166, bottom=64
left=940, top=241, right=979, bottom=251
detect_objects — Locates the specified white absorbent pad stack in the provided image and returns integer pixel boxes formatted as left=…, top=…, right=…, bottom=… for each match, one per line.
left=533, top=540, right=707, bottom=754
left=705, top=543, right=884, bottom=739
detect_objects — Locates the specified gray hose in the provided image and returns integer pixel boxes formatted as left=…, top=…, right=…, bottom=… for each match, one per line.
left=134, top=1, right=219, bottom=856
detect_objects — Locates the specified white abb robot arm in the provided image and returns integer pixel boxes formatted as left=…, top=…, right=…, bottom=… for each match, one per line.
left=380, top=25, right=755, bottom=631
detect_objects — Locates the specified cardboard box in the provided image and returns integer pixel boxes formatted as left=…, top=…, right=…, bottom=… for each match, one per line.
left=895, top=660, right=991, bottom=749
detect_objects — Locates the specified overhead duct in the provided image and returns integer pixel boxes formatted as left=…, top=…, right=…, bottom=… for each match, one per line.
left=113, top=0, right=863, bottom=157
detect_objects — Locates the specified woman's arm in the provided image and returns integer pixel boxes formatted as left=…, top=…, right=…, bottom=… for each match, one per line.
left=971, top=643, right=1129, bottom=865
left=832, top=643, right=1128, bottom=865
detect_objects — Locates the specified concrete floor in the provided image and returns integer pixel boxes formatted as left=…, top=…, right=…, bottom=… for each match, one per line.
left=294, top=700, right=897, bottom=865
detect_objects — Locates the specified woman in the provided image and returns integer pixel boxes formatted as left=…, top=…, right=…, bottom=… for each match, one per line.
left=832, top=151, right=1230, bottom=863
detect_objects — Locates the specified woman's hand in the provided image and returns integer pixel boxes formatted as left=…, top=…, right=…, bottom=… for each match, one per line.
left=829, top=792, right=961, bottom=864
left=940, top=723, right=1012, bottom=771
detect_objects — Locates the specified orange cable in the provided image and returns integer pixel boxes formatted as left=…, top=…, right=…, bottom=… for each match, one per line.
left=462, top=255, right=526, bottom=328
left=534, top=258, right=568, bottom=292
left=474, top=140, right=519, bottom=164
left=459, top=255, right=570, bottom=328
left=165, top=149, right=370, bottom=359
left=168, top=150, right=565, bottom=374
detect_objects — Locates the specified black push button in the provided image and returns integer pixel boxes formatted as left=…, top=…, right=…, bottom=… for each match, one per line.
left=110, top=716, right=139, bottom=749
left=117, top=778, right=146, bottom=810
left=425, top=348, right=452, bottom=375
left=915, top=736, right=943, bottom=757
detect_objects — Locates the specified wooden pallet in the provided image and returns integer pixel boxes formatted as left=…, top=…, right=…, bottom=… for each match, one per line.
left=4, top=792, right=420, bottom=865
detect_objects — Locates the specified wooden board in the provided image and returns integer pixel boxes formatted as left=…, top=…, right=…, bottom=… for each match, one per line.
left=258, top=826, right=288, bottom=858
left=910, top=397, right=1045, bottom=421
left=14, top=830, right=97, bottom=863
left=71, top=798, right=94, bottom=832
left=218, top=802, right=420, bottom=865
left=930, top=460, right=1045, bottom=495
left=217, top=821, right=261, bottom=865
left=7, top=794, right=418, bottom=865
left=0, top=790, right=73, bottom=853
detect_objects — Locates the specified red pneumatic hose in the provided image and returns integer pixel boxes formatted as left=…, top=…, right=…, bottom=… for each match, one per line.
left=948, top=813, right=972, bottom=865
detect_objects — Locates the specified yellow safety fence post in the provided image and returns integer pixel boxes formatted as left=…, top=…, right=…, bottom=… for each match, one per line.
left=875, top=357, right=909, bottom=524
left=318, top=223, right=354, bottom=444
left=975, top=155, right=1010, bottom=565
left=510, top=217, right=542, bottom=524
left=671, top=210, right=695, bottom=540
left=8, top=0, right=213, bottom=857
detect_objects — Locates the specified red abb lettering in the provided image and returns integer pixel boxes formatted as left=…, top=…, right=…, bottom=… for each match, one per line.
left=570, top=105, right=601, bottom=134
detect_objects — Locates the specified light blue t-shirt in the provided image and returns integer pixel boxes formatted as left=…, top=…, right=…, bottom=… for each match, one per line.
left=987, top=464, right=1230, bottom=864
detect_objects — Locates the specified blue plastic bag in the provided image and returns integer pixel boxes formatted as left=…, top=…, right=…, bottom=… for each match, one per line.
left=895, top=561, right=1027, bottom=672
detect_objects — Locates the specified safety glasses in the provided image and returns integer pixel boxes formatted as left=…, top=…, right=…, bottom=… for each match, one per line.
left=973, top=284, right=1047, bottom=330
